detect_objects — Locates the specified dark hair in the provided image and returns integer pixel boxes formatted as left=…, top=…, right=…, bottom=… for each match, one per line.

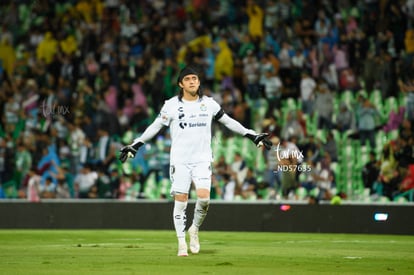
left=177, top=65, right=203, bottom=101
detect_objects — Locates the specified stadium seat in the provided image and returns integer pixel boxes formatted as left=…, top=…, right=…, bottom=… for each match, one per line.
left=296, top=186, right=308, bottom=200
left=370, top=89, right=382, bottom=104
left=393, top=196, right=408, bottom=203
left=2, top=180, right=17, bottom=199
left=286, top=97, right=297, bottom=110
left=393, top=189, right=414, bottom=202
left=378, top=196, right=390, bottom=203
left=387, top=129, right=399, bottom=141
left=159, top=178, right=171, bottom=197
left=255, top=151, right=267, bottom=172
left=315, top=129, right=327, bottom=143
left=144, top=173, right=159, bottom=199
left=384, top=96, right=398, bottom=116
left=341, top=90, right=354, bottom=108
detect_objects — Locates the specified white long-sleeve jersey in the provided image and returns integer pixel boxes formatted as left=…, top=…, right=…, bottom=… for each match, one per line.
left=132, top=95, right=256, bottom=165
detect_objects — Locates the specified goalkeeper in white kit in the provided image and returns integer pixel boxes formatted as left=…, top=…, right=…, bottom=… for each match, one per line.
left=119, top=65, right=272, bottom=256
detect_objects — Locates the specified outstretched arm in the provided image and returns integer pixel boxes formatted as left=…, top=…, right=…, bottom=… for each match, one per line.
left=132, top=118, right=165, bottom=145
left=119, top=118, right=165, bottom=163
left=217, top=112, right=256, bottom=136
left=216, top=112, right=273, bottom=150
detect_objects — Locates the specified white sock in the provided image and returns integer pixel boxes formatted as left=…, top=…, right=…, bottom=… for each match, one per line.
left=173, top=200, right=188, bottom=238
left=192, top=198, right=210, bottom=229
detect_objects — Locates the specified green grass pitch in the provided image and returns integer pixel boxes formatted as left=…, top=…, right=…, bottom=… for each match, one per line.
left=0, top=230, right=413, bottom=274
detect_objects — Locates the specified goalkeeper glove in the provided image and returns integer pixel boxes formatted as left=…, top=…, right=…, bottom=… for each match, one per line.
left=119, top=141, right=143, bottom=163
left=245, top=133, right=273, bottom=150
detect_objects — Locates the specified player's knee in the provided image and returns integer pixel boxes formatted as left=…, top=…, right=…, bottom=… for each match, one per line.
left=196, top=188, right=210, bottom=199
left=174, top=193, right=188, bottom=202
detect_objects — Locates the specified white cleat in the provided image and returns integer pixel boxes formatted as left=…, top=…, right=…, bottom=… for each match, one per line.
left=177, top=242, right=188, bottom=257
left=188, top=225, right=200, bottom=254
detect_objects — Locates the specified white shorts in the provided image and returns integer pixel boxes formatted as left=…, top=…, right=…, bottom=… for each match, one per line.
left=169, top=162, right=212, bottom=195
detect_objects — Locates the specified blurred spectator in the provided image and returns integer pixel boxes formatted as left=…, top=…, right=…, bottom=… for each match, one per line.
left=322, top=132, right=338, bottom=162
left=36, top=32, right=58, bottom=65
left=74, top=164, right=98, bottom=199
left=222, top=173, right=237, bottom=201
left=15, top=142, right=32, bottom=189
left=362, top=151, right=380, bottom=195
left=214, top=155, right=230, bottom=182
left=281, top=111, right=305, bottom=141
left=313, top=155, right=334, bottom=201
left=291, top=49, right=306, bottom=92
left=299, top=160, right=317, bottom=193
left=246, top=0, right=264, bottom=45
left=94, top=128, right=117, bottom=170
left=299, top=134, right=321, bottom=163
left=379, top=144, right=399, bottom=199
left=377, top=51, right=395, bottom=98
left=300, top=70, right=316, bottom=116
left=118, top=175, right=133, bottom=200
left=398, top=76, right=414, bottom=122
left=55, top=177, right=71, bottom=199
left=399, top=118, right=413, bottom=141
left=336, top=102, right=355, bottom=132
left=383, top=106, right=405, bottom=133
left=339, top=68, right=359, bottom=91
left=279, top=156, right=298, bottom=199
left=96, top=167, right=112, bottom=199
left=356, top=95, right=381, bottom=148
left=67, top=120, right=86, bottom=175
left=259, top=67, right=283, bottom=111
left=315, top=10, right=331, bottom=45
left=26, top=166, right=41, bottom=202
left=243, top=50, right=260, bottom=100
left=39, top=177, right=56, bottom=199
left=265, top=136, right=281, bottom=196
left=0, top=37, right=15, bottom=76
left=362, top=51, right=378, bottom=93
left=278, top=42, right=293, bottom=88
left=230, top=152, right=248, bottom=187
left=264, top=0, right=279, bottom=32
left=214, top=39, right=234, bottom=84
left=395, top=165, right=414, bottom=198
left=394, top=137, right=414, bottom=168
left=240, top=167, right=258, bottom=200
left=314, top=82, right=334, bottom=130
left=49, top=161, right=71, bottom=199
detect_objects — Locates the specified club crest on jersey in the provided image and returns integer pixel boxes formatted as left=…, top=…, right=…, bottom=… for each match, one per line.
left=200, top=104, right=207, bottom=111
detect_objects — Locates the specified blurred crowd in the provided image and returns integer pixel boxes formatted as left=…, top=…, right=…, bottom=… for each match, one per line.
left=0, top=0, right=413, bottom=203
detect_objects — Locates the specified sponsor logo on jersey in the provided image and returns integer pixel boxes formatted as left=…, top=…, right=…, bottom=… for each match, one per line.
left=199, top=113, right=208, bottom=117
left=178, top=121, right=207, bottom=129
left=189, top=122, right=207, bottom=128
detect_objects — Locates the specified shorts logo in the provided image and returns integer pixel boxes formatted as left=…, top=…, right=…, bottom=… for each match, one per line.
left=170, top=165, right=175, bottom=175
